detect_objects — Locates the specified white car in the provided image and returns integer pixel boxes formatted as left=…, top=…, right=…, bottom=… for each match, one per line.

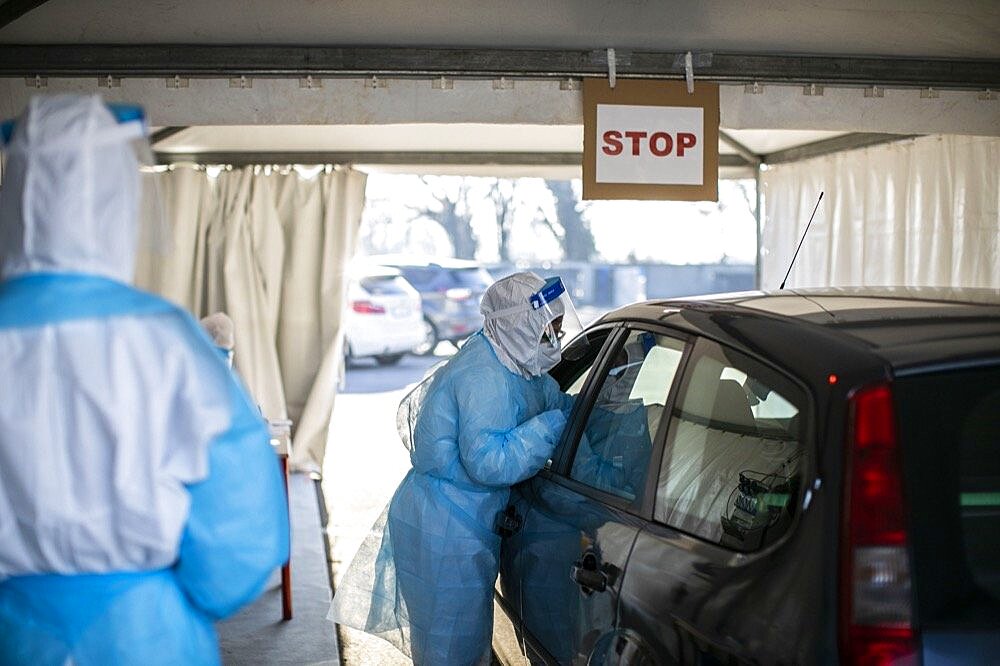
left=343, top=266, right=425, bottom=366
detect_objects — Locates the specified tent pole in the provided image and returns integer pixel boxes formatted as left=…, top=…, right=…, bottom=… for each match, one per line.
left=755, top=165, right=763, bottom=290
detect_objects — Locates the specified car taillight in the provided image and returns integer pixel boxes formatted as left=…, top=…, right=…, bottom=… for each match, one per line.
left=841, top=383, right=917, bottom=665
left=351, top=300, right=385, bottom=314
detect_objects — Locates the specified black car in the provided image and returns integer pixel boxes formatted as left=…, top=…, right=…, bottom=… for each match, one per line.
left=374, top=257, right=494, bottom=354
left=496, top=288, right=1000, bottom=665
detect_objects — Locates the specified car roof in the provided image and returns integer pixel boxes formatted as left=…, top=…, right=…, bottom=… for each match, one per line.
left=349, top=263, right=403, bottom=279
left=602, top=287, right=1000, bottom=372
left=364, top=254, right=482, bottom=270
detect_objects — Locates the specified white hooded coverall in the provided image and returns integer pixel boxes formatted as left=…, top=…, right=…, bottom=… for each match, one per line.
left=0, top=95, right=289, bottom=665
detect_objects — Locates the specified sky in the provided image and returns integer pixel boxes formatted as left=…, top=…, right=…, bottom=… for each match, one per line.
left=359, top=174, right=758, bottom=265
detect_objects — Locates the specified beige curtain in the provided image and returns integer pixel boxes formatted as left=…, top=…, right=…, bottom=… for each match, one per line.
left=136, top=164, right=367, bottom=470
left=761, top=135, right=1000, bottom=289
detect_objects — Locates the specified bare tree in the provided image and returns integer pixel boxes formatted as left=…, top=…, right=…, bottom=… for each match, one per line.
left=488, top=179, right=517, bottom=262
left=407, top=177, right=478, bottom=259
left=544, top=180, right=597, bottom=262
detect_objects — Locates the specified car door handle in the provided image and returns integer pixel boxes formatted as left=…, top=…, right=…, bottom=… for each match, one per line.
left=571, top=550, right=618, bottom=594
left=572, top=564, right=608, bottom=593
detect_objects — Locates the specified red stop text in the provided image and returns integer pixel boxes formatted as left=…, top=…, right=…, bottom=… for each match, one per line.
left=601, top=130, right=698, bottom=157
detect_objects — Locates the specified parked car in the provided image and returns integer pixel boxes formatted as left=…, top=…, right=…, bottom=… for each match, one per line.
left=496, top=287, right=1000, bottom=665
left=371, top=255, right=494, bottom=354
left=343, top=265, right=424, bottom=366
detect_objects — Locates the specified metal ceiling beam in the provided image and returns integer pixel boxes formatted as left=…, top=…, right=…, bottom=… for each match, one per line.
left=157, top=150, right=585, bottom=167
left=718, top=130, right=762, bottom=166
left=1, top=45, right=997, bottom=89
left=149, top=126, right=189, bottom=146
left=763, top=132, right=921, bottom=165
left=154, top=150, right=750, bottom=168
left=0, top=0, right=51, bottom=31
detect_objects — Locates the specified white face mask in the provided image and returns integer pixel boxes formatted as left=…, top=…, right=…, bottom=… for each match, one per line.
left=535, top=340, right=562, bottom=374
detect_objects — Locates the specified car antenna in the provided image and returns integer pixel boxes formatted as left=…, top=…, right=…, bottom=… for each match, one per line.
left=779, top=191, right=824, bottom=290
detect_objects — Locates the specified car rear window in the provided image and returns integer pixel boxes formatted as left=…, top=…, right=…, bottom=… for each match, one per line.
left=896, top=365, right=1000, bottom=627
left=359, top=275, right=409, bottom=295
left=399, top=267, right=434, bottom=288
left=449, top=267, right=492, bottom=290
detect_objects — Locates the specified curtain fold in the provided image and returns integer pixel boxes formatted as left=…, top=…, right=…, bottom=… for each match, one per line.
left=290, top=169, right=367, bottom=470
left=137, top=164, right=367, bottom=470
left=761, top=135, right=1000, bottom=290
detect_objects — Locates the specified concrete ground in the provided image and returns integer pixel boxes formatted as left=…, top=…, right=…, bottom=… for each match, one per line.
left=322, top=346, right=529, bottom=665
left=219, top=473, right=339, bottom=665
left=322, top=352, right=438, bottom=666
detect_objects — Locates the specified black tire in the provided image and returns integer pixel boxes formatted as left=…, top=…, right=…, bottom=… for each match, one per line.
left=413, top=318, right=439, bottom=356
left=375, top=353, right=405, bottom=366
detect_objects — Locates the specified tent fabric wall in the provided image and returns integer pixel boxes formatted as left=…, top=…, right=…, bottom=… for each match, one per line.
left=136, top=164, right=367, bottom=471
left=761, top=135, right=1000, bottom=290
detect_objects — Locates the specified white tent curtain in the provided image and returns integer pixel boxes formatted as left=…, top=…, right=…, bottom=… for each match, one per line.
left=761, top=135, right=1000, bottom=290
left=136, top=164, right=367, bottom=471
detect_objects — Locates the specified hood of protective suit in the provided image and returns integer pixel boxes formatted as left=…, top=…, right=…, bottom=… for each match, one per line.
left=0, top=95, right=142, bottom=283
left=481, top=271, right=565, bottom=378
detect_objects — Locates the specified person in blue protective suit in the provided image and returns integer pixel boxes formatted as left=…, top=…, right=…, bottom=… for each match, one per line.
left=0, top=95, right=289, bottom=665
left=331, top=271, right=579, bottom=665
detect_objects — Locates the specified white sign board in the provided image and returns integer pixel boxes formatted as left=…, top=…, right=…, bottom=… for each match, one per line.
left=595, top=104, right=704, bottom=185
left=583, top=79, right=719, bottom=201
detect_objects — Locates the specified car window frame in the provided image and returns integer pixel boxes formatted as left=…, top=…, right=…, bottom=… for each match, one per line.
left=647, top=334, right=816, bottom=552
left=548, top=322, right=694, bottom=518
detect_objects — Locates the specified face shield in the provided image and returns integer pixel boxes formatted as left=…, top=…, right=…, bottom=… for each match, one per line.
left=0, top=104, right=171, bottom=262
left=530, top=276, right=583, bottom=353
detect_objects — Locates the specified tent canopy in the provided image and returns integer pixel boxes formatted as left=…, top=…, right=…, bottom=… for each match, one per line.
left=1, top=0, right=997, bottom=173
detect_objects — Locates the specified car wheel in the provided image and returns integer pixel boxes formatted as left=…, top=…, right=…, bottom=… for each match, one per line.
left=413, top=318, right=439, bottom=356
left=375, top=353, right=405, bottom=366
left=343, top=341, right=353, bottom=369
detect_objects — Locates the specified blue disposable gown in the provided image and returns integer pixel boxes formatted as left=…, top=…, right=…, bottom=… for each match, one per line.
left=331, top=331, right=570, bottom=665
left=0, top=274, right=290, bottom=665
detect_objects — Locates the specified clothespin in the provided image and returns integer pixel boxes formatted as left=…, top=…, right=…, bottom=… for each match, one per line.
left=607, top=48, right=617, bottom=89
left=684, top=51, right=694, bottom=94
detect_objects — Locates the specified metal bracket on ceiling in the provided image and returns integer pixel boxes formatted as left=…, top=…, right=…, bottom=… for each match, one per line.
left=432, top=76, right=453, bottom=90
left=98, top=75, right=121, bottom=88
left=560, top=78, right=581, bottom=91
left=920, top=87, right=939, bottom=99
left=366, top=76, right=386, bottom=89
left=864, top=85, right=884, bottom=98
left=607, top=48, right=616, bottom=89
left=229, top=76, right=252, bottom=89
left=24, top=75, right=46, bottom=88
left=166, top=75, right=189, bottom=89
left=299, top=75, right=322, bottom=89
left=744, top=81, right=763, bottom=95
left=978, top=89, right=997, bottom=101
left=803, top=83, right=824, bottom=96
left=492, top=77, right=514, bottom=91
